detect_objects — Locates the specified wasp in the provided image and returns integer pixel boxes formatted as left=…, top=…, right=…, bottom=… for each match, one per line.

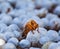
left=22, top=20, right=39, bottom=37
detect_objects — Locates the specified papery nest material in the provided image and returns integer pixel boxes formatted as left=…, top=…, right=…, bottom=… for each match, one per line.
left=22, top=20, right=39, bottom=37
